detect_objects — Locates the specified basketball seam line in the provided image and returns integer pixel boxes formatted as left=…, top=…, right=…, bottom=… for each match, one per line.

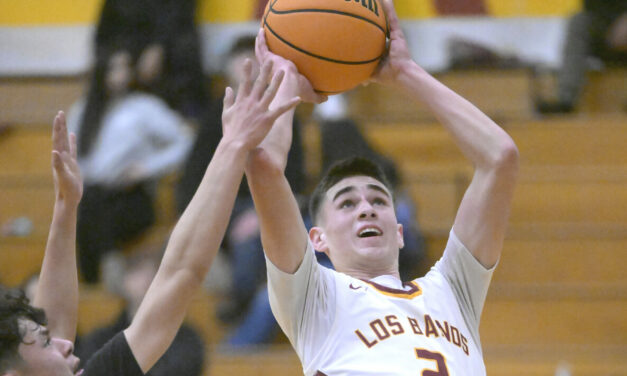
left=268, top=7, right=387, bottom=35
left=263, top=21, right=384, bottom=65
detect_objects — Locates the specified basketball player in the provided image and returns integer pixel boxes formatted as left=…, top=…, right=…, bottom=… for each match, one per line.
left=0, top=60, right=300, bottom=375
left=244, top=0, right=519, bottom=374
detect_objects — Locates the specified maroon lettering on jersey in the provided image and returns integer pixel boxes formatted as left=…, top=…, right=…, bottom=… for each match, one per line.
left=424, top=314, right=439, bottom=338
left=385, top=315, right=405, bottom=335
left=461, top=333, right=469, bottom=355
left=370, top=319, right=391, bottom=341
left=435, top=320, right=451, bottom=342
left=408, top=317, right=424, bottom=335
left=355, top=329, right=378, bottom=348
left=451, top=326, right=461, bottom=346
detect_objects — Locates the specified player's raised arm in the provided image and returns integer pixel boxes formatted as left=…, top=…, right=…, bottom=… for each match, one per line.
left=244, top=29, right=326, bottom=274
left=374, top=0, right=519, bottom=268
left=123, top=60, right=300, bottom=372
left=33, top=111, right=83, bottom=342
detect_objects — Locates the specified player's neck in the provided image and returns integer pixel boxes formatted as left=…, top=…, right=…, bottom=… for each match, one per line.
left=342, top=268, right=401, bottom=282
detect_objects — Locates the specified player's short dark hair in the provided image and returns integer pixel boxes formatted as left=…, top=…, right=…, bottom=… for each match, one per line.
left=309, top=157, right=394, bottom=225
left=0, top=286, right=47, bottom=371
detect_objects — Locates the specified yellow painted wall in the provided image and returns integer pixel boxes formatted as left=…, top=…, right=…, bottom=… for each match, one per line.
left=0, top=0, right=583, bottom=25
left=0, top=0, right=103, bottom=25
left=486, top=0, right=581, bottom=17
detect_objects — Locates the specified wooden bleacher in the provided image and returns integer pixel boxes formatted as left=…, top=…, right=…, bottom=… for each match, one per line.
left=1, top=68, right=626, bottom=375
left=0, top=76, right=85, bottom=126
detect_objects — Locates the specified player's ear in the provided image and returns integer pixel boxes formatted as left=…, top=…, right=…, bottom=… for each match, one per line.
left=396, top=223, right=404, bottom=249
left=309, top=226, right=329, bottom=254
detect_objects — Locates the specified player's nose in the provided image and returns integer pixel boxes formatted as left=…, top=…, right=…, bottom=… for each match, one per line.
left=53, top=337, right=74, bottom=357
left=358, top=201, right=377, bottom=219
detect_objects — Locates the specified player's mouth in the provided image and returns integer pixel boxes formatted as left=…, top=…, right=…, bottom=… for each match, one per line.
left=357, top=226, right=382, bottom=238
left=72, top=359, right=83, bottom=376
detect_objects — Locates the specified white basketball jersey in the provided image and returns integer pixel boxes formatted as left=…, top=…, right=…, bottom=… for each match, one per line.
left=267, top=230, right=494, bottom=376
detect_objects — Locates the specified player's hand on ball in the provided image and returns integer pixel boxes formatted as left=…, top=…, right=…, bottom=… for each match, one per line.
left=255, top=29, right=327, bottom=104
left=51, top=111, right=83, bottom=205
left=370, top=0, right=415, bottom=86
left=221, top=58, right=301, bottom=151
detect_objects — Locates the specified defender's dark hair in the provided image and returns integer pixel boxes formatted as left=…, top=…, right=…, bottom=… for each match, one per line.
left=309, top=157, right=394, bottom=225
left=0, top=287, right=47, bottom=371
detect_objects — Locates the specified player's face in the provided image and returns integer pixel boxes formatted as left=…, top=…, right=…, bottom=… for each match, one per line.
left=314, top=176, right=403, bottom=274
left=15, top=319, right=82, bottom=376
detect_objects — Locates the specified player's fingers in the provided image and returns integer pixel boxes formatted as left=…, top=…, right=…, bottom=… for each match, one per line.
left=223, top=86, right=235, bottom=108
left=52, top=112, right=64, bottom=153
left=69, top=132, right=78, bottom=160
left=255, top=28, right=268, bottom=62
left=51, top=150, right=63, bottom=171
left=237, top=59, right=254, bottom=98
left=252, top=60, right=274, bottom=100
left=382, top=0, right=400, bottom=38
left=57, top=111, right=70, bottom=153
left=268, top=96, right=300, bottom=121
left=260, top=65, right=284, bottom=106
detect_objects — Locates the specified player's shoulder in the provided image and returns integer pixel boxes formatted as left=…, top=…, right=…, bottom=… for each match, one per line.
left=414, top=266, right=453, bottom=295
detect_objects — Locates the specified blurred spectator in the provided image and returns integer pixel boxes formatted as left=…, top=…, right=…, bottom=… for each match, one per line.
left=176, top=35, right=307, bottom=333
left=67, top=49, right=193, bottom=284
left=95, top=0, right=210, bottom=120
left=75, top=246, right=206, bottom=375
left=536, top=0, right=627, bottom=114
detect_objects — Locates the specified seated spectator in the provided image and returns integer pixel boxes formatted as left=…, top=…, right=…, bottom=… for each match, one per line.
left=95, top=0, right=210, bottom=121
left=76, top=246, right=205, bottom=376
left=536, top=0, right=627, bottom=113
left=67, top=48, right=193, bottom=285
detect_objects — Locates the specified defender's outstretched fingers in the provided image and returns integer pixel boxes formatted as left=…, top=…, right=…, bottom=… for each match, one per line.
left=260, top=69, right=285, bottom=107
left=255, top=29, right=269, bottom=62
left=52, top=111, right=70, bottom=155
left=252, top=60, right=274, bottom=100
left=268, top=96, right=301, bottom=121
left=69, top=133, right=78, bottom=160
left=223, top=87, right=235, bottom=109
left=51, top=150, right=64, bottom=173
left=236, top=59, right=254, bottom=99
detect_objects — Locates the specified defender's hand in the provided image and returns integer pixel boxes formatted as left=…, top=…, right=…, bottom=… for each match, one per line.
left=221, top=59, right=301, bottom=151
left=51, top=111, right=83, bottom=205
left=255, top=29, right=327, bottom=104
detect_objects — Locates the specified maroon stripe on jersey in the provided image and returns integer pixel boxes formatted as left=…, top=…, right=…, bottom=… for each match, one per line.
left=315, top=372, right=328, bottom=376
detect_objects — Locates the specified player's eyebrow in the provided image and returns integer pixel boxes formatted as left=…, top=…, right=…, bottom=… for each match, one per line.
left=332, top=184, right=391, bottom=203
left=38, top=327, right=50, bottom=342
left=367, top=184, right=391, bottom=198
left=332, top=186, right=355, bottom=202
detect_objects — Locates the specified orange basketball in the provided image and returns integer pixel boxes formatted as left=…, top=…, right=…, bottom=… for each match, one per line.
left=262, top=0, right=388, bottom=95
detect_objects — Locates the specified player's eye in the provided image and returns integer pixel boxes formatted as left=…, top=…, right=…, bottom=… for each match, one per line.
left=340, top=199, right=355, bottom=209
left=373, top=197, right=387, bottom=206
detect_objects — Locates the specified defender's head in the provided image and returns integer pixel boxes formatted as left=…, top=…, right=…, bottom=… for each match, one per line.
left=0, top=288, right=80, bottom=376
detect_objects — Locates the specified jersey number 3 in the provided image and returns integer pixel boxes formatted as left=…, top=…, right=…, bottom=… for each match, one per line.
left=415, top=349, right=449, bottom=376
